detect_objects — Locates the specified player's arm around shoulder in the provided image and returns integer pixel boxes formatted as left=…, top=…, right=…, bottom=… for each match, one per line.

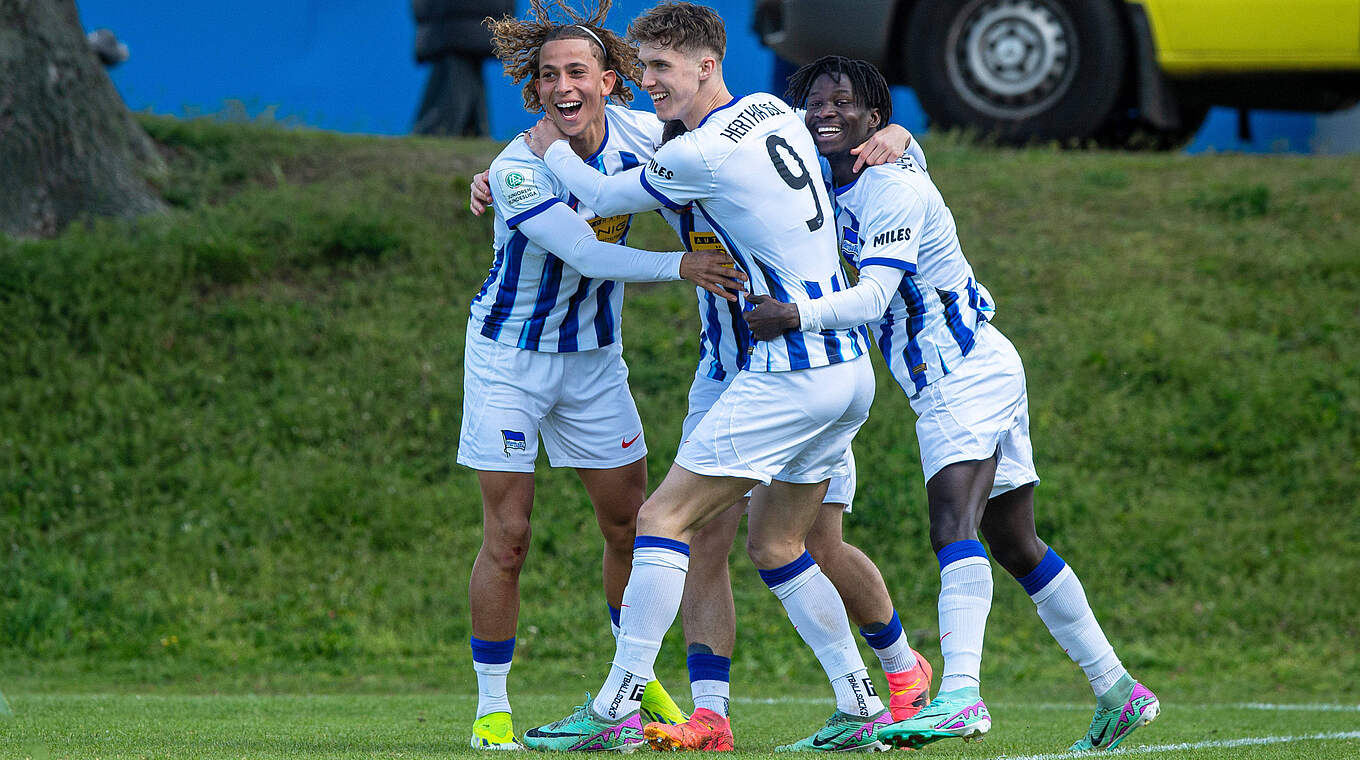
left=535, top=135, right=660, bottom=217
left=640, top=131, right=716, bottom=212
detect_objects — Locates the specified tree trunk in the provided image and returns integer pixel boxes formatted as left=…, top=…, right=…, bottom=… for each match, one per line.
left=0, top=0, right=165, bottom=238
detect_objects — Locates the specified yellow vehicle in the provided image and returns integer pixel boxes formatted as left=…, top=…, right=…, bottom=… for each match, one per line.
left=755, top=0, right=1360, bottom=145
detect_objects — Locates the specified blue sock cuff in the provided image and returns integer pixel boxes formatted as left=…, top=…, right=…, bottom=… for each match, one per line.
left=608, top=605, right=621, bottom=627
left=758, top=551, right=816, bottom=588
left=635, top=535, right=690, bottom=556
left=687, top=652, right=731, bottom=683
left=1017, top=548, right=1066, bottom=596
left=859, top=610, right=904, bottom=650
left=936, top=539, right=987, bottom=570
left=470, top=636, right=516, bottom=664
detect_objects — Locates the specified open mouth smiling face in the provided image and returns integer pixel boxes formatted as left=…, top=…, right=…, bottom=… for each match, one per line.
left=555, top=99, right=584, bottom=122
left=804, top=72, right=878, bottom=157
left=639, top=42, right=700, bottom=124
left=536, top=37, right=614, bottom=138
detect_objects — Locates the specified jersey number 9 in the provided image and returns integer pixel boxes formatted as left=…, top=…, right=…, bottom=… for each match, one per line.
left=765, top=134, right=825, bottom=232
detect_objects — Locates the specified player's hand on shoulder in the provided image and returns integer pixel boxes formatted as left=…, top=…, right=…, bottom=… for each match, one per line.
left=743, top=293, right=801, bottom=341
left=851, top=123, right=913, bottom=172
left=470, top=170, right=493, bottom=216
left=525, top=116, right=567, bottom=158
left=680, top=251, right=747, bottom=302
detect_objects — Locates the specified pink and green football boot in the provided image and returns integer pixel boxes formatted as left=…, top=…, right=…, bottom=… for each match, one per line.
left=878, top=687, right=990, bottom=749
left=1068, top=677, right=1160, bottom=752
left=774, top=709, right=892, bottom=752
left=522, top=695, right=645, bottom=752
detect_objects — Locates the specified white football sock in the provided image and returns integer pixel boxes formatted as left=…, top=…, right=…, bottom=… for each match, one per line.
left=763, top=553, right=884, bottom=716
left=937, top=542, right=992, bottom=693
left=1023, top=552, right=1126, bottom=697
left=473, top=660, right=512, bottom=718
left=859, top=612, right=919, bottom=673
left=688, top=650, right=732, bottom=716
left=594, top=540, right=689, bottom=719
left=691, top=680, right=730, bottom=716
left=470, top=637, right=516, bottom=718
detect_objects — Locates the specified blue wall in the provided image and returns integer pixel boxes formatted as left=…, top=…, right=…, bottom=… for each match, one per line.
left=77, top=1, right=1354, bottom=152
left=78, top=0, right=424, bottom=133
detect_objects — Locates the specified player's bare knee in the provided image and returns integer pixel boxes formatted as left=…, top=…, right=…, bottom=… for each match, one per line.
left=690, top=523, right=733, bottom=559
left=635, top=511, right=686, bottom=543
left=483, top=522, right=532, bottom=573
left=598, top=518, right=637, bottom=553
left=928, top=511, right=977, bottom=551
left=986, top=534, right=1047, bottom=577
left=745, top=533, right=804, bottom=570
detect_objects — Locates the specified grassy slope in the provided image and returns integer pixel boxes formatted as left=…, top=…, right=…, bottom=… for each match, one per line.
left=1, top=117, right=1357, bottom=702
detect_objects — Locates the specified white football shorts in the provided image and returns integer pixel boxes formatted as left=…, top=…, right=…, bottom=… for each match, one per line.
left=909, top=322, right=1039, bottom=498
left=677, top=355, right=874, bottom=486
left=457, top=322, right=647, bottom=472
left=682, top=373, right=857, bottom=507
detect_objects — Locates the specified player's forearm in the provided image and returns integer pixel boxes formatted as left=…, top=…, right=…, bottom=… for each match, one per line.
left=517, top=203, right=684, bottom=282
left=544, top=142, right=659, bottom=216
left=563, top=230, right=684, bottom=282
left=793, top=265, right=904, bottom=332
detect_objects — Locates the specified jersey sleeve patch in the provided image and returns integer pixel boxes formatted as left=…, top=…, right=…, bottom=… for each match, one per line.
left=497, top=166, right=544, bottom=211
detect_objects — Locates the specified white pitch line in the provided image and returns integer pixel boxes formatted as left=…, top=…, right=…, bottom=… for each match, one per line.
left=1233, top=702, right=1360, bottom=712
left=995, top=702, right=1360, bottom=713
left=993, top=731, right=1360, bottom=760
left=733, top=697, right=1360, bottom=713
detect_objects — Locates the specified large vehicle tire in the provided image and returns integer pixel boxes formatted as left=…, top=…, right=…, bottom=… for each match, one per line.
left=906, top=0, right=1128, bottom=143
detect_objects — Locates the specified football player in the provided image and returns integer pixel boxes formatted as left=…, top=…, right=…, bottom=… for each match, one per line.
left=459, top=0, right=743, bottom=749
left=518, top=3, right=896, bottom=751
left=745, top=55, right=1162, bottom=752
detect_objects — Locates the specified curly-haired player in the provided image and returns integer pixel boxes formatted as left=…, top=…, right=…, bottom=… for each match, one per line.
left=459, top=0, right=744, bottom=750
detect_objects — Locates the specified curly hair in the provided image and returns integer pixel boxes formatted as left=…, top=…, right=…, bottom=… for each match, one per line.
left=627, top=2, right=726, bottom=60
left=486, top=0, right=643, bottom=112
left=784, top=55, right=893, bottom=126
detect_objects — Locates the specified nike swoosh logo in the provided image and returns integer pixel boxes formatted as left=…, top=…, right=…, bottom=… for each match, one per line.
left=622, top=433, right=641, bottom=448
left=1092, top=725, right=1109, bottom=746
left=811, top=735, right=838, bottom=748
left=890, top=678, right=923, bottom=694
left=527, top=728, right=589, bottom=739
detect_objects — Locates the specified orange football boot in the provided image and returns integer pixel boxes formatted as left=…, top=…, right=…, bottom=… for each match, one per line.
left=643, top=707, right=734, bottom=751
left=885, top=650, right=934, bottom=721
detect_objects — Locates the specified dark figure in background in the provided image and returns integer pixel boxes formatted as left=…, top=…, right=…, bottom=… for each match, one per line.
left=412, top=0, right=514, bottom=137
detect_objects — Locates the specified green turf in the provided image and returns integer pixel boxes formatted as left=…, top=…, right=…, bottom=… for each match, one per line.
left=2, top=116, right=1357, bottom=705
left=3, top=693, right=1358, bottom=759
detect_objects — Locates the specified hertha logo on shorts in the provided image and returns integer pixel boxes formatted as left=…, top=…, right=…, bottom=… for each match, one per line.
left=501, top=429, right=527, bottom=457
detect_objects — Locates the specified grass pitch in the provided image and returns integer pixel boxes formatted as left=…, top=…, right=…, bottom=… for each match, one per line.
left=3, top=692, right=1358, bottom=759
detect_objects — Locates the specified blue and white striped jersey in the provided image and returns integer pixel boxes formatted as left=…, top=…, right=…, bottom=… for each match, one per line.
left=470, top=105, right=663, bottom=352
left=641, top=93, right=866, bottom=373
left=833, top=152, right=995, bottom=395
left=662, top=206, right=751, bottom=382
